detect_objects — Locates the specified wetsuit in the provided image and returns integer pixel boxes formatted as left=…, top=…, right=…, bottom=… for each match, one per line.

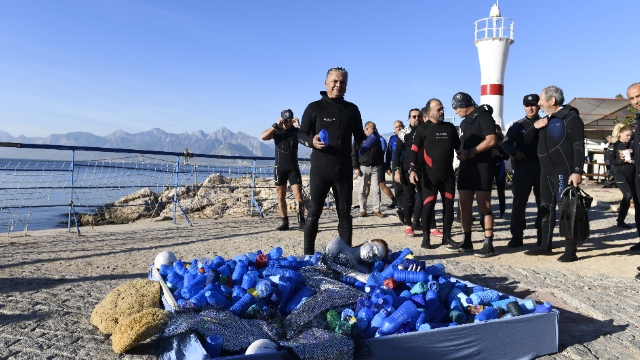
left=386, top=134, right=404, bottom=210
left=502, top=116, right=542, bottom=241
left=273, top=126, right=301, bottom=186
left=394, top=123, right=421, bottom=227
left=611, top=140, right=639, bottom=232
left=408, top=121, right=460, bottom=242
left=298, top=91, right=366, bottom=254
left=457, top=106, right=496, bottom=192
left=524, top=105, right=584, bottom=257
left=491, top=143, right=509, bottom=217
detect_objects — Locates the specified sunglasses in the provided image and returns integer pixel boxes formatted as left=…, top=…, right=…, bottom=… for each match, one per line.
left=410, top=115, right=421, bottom=119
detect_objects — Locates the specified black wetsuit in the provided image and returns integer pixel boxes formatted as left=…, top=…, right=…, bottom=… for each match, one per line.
left=394, top=123, right=421, bottom=227
left=408, top=121, right=460, bottom=239
left=457, top=105, right=496, bottom=192
left=611, top=141, right=639, bottom=232
left=524, top=105, right=584, bottom=255
left=298, top=91, right=366, bottom=254
left=386, top=134, right=404, bottom=210
left=502, top=116, right=542, bottom=239
left=491, top=144, right=509, bottom=216
left=273, top=126, right=301, bottom=186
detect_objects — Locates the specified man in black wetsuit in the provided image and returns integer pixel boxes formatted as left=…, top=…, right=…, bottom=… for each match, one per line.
left=261, top=109, right=305, bottom=231
left=446, top=93, right=497, bottom=258
left=408, top=98, right=460, bottom=249
left=394, top=109, right=423, bottom=237
left=523, top=85, right=584, bottom=262
left=298, top=67, right=366, bottom=255
left=502, top=94, right=542, bottom=248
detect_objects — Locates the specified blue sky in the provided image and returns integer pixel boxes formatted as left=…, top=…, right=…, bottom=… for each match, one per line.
left=0, top=0, right=638, bottom=140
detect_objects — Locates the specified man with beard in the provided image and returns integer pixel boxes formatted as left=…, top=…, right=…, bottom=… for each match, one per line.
left=394, top=108, right=423, bottom=237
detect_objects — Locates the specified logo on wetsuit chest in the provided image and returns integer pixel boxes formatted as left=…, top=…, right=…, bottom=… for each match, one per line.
left=323, top=118, right=336, bottom=122
left=435, top=132, right=449, bottom=139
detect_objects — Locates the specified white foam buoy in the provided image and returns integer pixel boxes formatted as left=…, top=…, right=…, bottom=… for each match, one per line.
left=245, top=339, right=279, bottom=354
left=153, top=251, right=177, bottom=270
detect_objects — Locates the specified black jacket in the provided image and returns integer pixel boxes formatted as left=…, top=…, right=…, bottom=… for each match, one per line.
left=524, top=105, right=584, bottom=174
left=298, top=91, right=366, bottom=178
left=459, top=105, right=496, bottom=164
left=502, top=115, right=540, bottom=163
left=393, top=123, right=421, bottom=172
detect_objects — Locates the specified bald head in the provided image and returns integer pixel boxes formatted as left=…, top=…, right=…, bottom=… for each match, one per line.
left=627, top=83, right=640, bottom=112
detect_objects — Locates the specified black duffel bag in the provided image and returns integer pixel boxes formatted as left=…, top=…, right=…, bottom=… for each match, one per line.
left=558, top=185, right=593, bottom=242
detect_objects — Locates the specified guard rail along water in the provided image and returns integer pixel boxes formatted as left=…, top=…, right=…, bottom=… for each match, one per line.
left=0, top=142, right=316, bottom=235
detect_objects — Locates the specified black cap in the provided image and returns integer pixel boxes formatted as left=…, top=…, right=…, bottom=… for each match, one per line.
left=523, top=94, right=540, bottom=106
left=451, top=92, right=477, bottom=110
left=281, top=109, right=293, bottom=120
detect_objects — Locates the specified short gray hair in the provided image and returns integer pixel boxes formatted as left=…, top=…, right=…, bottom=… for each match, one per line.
left=628, top=82, right=640, bottom=92
left=542, top=85, right=564, bottom=106
left=326, top=67, right=348, bottom=79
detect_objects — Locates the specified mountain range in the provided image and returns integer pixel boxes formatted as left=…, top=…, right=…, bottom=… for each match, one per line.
left=0, top=128, right=312, bottom=161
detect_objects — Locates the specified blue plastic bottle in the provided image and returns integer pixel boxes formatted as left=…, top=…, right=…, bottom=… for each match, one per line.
left=366, top=271, right=383, bottom=288
left=319, top=129, right=329, bottom=144
left=232, top=285, right=246, bottom=304
left=474, top=306, right=500, bottom=322
left=491, top=298, right=518, bottom=311
left=534, top=302, right=553, bottom=313
left=206, top=290, right=231, bottom=309
left=470, top=289, right=500, bottom=305
left=204, top=334, right=223, bottom=358
left=519, top=298, right=536, bottom=314
left=380, top=263, right=397, bottom=280
left=255, top=279, right=272, bottom=298
left=269, top=247, right=283, bottom=260
left=232, top=258, right=248, bottom=285
left=370, top=308, right=390, bottom=329
left=241, top=270, right=258, bottom=290
left=378, top=300, right=418, bottom=335
left=449, top=287, right=472, bottom=306
left=230, top=293, right=256, bottom=316
left=181, top=273, right=206, bottom=299
left=190, top=284, right=214, bottom=308
left=393, top=270, right=428, bottom=283
left=359, top=132, right=381, bottom=155
left=391, top=248, right=412, bottom=266
left=284, top=286, right=314, bottom=314
left=424, top=263, right=445, bottom=276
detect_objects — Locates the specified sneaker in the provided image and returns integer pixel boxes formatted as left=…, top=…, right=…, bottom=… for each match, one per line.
left=359, top=212, right=367, bottom=217
left=557, top=253, right=578, bottom=262
left=475, top=244, right=496, bottom=258
left=373, top=211, right=384, bottom=218
left=430, top=229, right=443, bottom=237
left=617, top=222, right=633, bottom=229
left=442, top=237, right=459, bottom=247
left=387, top=197, right=397, bottom=209
left=396, top=209, right=405, bottom=225
left=630, top=243, right=640, bottom=251
left=405, top=228, right=415, bottom=237
left=421, top=236, right=432, bottom=249
left=446, top=242, right=473, bottom=253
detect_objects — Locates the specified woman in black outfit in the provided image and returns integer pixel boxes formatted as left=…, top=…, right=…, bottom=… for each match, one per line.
left=492, top=125, right=510, bottom=219
left=610, top=125, right=639, bottom=231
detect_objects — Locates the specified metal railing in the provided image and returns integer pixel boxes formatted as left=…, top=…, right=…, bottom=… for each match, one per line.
left=0, top=142, right=311, bottom=235
left=474, top=17, right=515, bottom=42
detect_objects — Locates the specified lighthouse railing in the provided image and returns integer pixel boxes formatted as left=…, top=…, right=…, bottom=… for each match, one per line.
left=474, top=17, right=514, bottom=42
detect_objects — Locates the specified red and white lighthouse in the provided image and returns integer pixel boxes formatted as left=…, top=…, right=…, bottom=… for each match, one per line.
left=474, top=3, right=514, bottom=129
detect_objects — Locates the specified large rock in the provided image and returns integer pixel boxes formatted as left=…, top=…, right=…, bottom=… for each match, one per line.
left=114, top=188, right=155, bottom=205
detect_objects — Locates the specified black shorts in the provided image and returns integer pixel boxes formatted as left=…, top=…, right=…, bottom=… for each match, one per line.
left=274, top=167, right=302, bottom=186
left=457, top=161, right=493, bottom=192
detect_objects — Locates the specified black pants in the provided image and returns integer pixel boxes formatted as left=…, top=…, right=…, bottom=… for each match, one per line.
left=304, top=175, right=353, bottom=255
left=493, top=161, right=507, bottom=216
left=393, top=179, right=404, bottom=210
left=614, top=166, right=640, bottom=235
left=538, top=166, right=573, bottom=254
left=421, top=173, right=455, bottom=238
left=402, top=171, right=417, bottom=226
left=510, top=161, right=541, bottom=237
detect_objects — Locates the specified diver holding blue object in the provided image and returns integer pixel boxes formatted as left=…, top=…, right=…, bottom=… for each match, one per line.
left=298, top=67, right=366, bottom=255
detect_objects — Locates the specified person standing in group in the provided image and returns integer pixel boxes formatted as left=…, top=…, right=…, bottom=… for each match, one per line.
left=408, top=98, right=460, bottom=249
left=491, top=124, right=509, bottom=219
left=298, top=67, right=367, bottom=255
left=610, top=124, right=638, bottom=230
left=261, top=110, right=305, bottom=231
left=394, top=109, right=423, bottom=237
left=523, top=85, right=585, bottom=262
left=446, top=93, right=497, bottom=258
left=624, top=82, right=640, bottom=251
left=502, top=94, right=542, bottom=248
left=386, top=120, right=405, bottom=216
left=352, top=121, right=385, bottom=218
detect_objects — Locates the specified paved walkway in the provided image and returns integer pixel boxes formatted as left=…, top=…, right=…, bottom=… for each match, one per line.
left=1, top=185, right=639, bottom=359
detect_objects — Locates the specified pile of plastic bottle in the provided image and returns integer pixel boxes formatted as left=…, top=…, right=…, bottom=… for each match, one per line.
left=155, top=246, right=554, bottom=340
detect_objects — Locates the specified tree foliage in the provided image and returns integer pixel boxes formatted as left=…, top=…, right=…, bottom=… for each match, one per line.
left=613, top=94, right=636, bottom=125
